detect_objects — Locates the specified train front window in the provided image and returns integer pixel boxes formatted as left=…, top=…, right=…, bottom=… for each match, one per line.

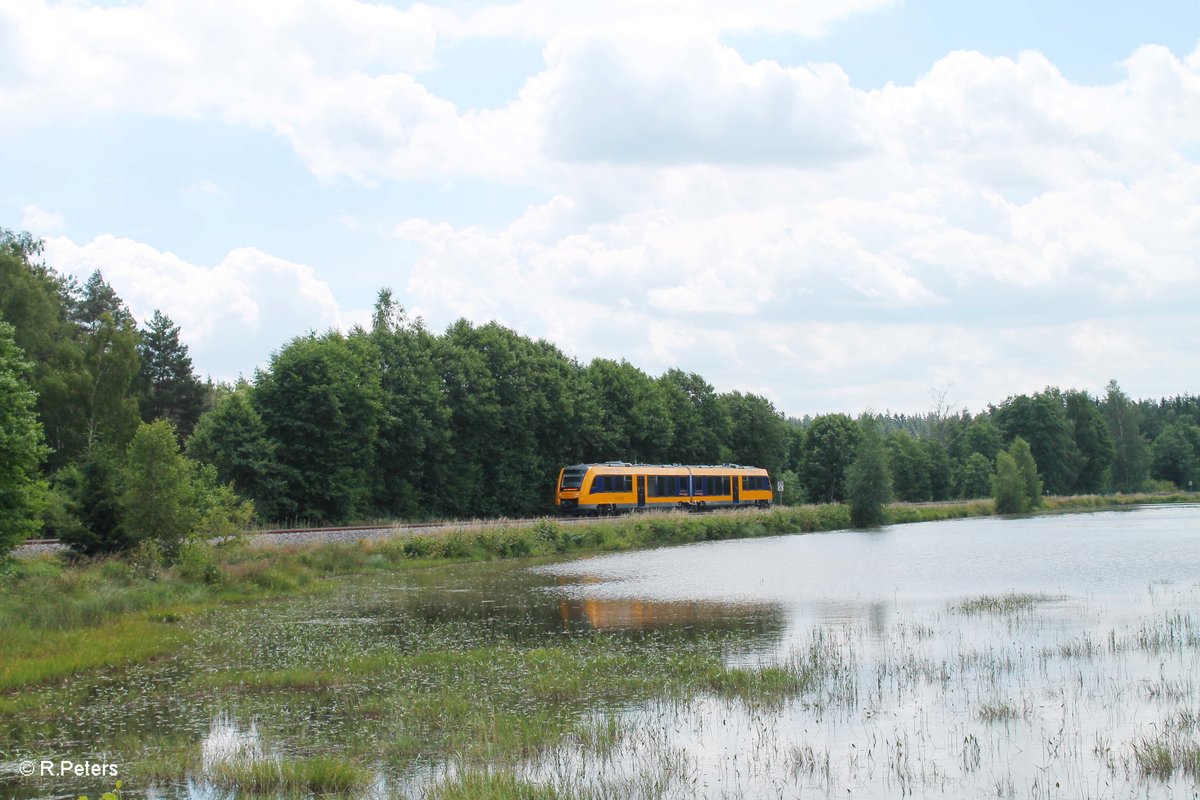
left=560, top=469, right=586, bottom=490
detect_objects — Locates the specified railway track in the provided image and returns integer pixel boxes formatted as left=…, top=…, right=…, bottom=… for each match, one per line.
left=14, top=512, right=652, bottom=550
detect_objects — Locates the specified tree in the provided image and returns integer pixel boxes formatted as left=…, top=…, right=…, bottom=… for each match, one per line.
left=255, top=331, right=383, bottom=523
left=82, top=311, right=142, bottom=452
left=924, top=438, right=953, bottom=500
left=72, top=270, right=134, bottom=332
left=1103, top=380, right=1149, bottom=493
left=187, top=384, right=283, bottom=520
left=720, top=391, right=789, bottom=477
left=955, top=453, right=994, bottom=499
left=1008, top=436, right=1043, bottom=508
left=1064, top=390, right=1115, bottom=493
left=958, top=414, right=1003, bottom=462
left=137, top=310, right=207, bottom=440
left=1150, top=423, right=1199, bottom=490
left=59, top=446, right=128, bottom=556
left=848, top=422, right=891, bottom=527
left=0, top=322, right=48, bottom=555
left=121, top=420, right=197, bottom=559
left=886, top=430, right=931, bottom=502
left=0, top=229, right=86, bottom=469
left=993, top=391, right=1078, bottom=495
left=583, top=358, right=674, bottom=464
left=992, top=451, right=1028, bottom=514
left=369, top=290, right=455, bottom=517
left=797, top=414, right=860, bottom=503
left=658, top=370, right=730, bottom=464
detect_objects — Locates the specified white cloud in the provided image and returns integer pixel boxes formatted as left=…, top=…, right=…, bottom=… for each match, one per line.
left=19, top=204, right=64, bottom=235
left=42, top=234, right=368, bottom=380
left=452, top=0, right=899, bottom=40
left=529, top=32, right=874, bottom=165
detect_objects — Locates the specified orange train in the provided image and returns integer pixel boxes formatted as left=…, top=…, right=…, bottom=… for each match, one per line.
left=555, top=462, right=772, bottom=516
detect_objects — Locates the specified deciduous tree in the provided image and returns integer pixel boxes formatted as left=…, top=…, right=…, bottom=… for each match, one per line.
left=798, top=414, right=860, bottom=503
left=0, top=322, right=48, bottom=555
left=848, top=422, right=891, bottom=527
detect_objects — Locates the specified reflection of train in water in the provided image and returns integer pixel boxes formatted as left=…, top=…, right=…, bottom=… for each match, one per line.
left=555, top=462, right=772, bottom=516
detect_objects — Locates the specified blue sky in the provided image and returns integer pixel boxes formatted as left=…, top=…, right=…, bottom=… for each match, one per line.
left=3, top=0, right=1198, bottom=416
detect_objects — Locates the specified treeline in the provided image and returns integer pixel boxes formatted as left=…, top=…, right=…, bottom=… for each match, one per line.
left=1, top=229, right=1198, bottom=558
left=778, top=381, right=1197, bottom=507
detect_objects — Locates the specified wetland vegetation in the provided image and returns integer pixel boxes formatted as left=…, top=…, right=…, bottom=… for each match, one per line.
left=2, top=503, right=1199, bottom=798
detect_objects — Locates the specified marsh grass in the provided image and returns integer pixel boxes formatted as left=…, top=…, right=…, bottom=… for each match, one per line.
left=427, top=771, right=565, bottom=799
left=978, top=701, right=1030, bottom=723
left=953, top=592, right=1060, bottom=616
left=208, top=756, right=371, bottom=794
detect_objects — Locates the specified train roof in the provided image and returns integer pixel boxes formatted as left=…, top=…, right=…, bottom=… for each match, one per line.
left=562, top=462, right=768, bottom=472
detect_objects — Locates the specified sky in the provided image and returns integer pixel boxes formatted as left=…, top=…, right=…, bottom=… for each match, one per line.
left=3, top=0, right=1199, bottom=418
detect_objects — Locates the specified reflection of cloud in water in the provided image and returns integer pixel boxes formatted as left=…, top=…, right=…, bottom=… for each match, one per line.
left=200, top=714, right=263, bottom=771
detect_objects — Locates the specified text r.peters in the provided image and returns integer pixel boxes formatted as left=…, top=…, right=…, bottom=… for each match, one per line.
left=39, top=760, right=119, bottom=777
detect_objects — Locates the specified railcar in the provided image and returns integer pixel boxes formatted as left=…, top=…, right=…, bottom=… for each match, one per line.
left=555, top=462, right=772, bottom=516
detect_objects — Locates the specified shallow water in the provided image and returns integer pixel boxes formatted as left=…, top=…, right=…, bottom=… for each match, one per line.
left=3, top=505, right=1199, bottom=799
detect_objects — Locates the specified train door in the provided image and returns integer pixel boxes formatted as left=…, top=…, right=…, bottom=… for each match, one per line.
left=637, top=476, right=646, bottom=508
left=733, top=475, right=740, bottom=505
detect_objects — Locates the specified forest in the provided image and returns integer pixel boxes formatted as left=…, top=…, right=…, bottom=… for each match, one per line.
left=2, top=228, right=1198, bottom=557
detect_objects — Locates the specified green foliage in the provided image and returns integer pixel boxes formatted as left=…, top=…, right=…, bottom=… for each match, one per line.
left=923, top=438, right=953, bottom=501
left=992, top=451, right=1028, bottom=514
left=658, top=369, right=730, bottom=464
left=1104, top=380, right=1150, bottom=492
left=721, top=391, right=789, bottom=477
left=187, top=384, right=282, bottom=520
left=370, top=290, right=455, bottom=517
left=0, top=230, right=85, bottom=470
left=584, top=357, right=674, bottom=464
left=777, top=469, right=805, bottom=506
left=121, top=420, right=199, bottom=560
left=993, top=391, right=1078, bottom=495
left=848, top=423, right=892, bottom=527
left=1007, top=436, right=1043, bottom=508
left=954, top=452, right=994, bottom=499
left=1064, top=390, right=1115, bottom=493
left=886, top=430, right=930, bottom=502
left=137, top=310, right=208, bottom=440
left=1150, top=422, right=1199, bottom=490
left=0, top=322, right=49, bottom=555
left=191, top=464, right=255, bottom=538
left=254, top=331, right=383, bottom=523
left=59, top=446, right=131, bottom=555
left=798, top=414, right=861, bottom=504
left=959, top=415, right=1003, bottom=462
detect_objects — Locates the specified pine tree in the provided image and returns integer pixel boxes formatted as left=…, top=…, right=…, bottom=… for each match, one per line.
left=138, top=310, right=207, bottom=440
left=73, top=270, right=133, bottom=331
